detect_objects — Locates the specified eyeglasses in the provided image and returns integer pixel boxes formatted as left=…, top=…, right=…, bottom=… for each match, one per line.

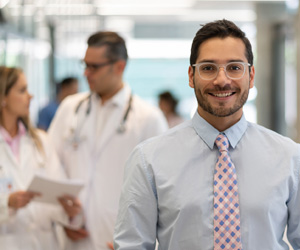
left=192, top=61, right=251, bottom=80
left=81, top=60, right=116, bottom=72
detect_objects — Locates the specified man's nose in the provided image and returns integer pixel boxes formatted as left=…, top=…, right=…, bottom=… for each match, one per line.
left=27, top=91, right=33, bottom=99
left=213, top=67, right=231, bottom=86
left=84, top=67, right=91, bottom=77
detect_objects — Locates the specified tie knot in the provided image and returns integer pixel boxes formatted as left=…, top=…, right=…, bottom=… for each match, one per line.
left=215, top=133, right=229, bottom=152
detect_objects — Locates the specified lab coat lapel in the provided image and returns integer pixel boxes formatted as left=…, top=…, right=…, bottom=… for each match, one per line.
left=20, top=134, right=45, bottom=168
left=71, top=94, right=95, bottom=150
left=0, top=134, right=19, bottom=170
left=17, top=135, right=42, bottom=189
left=94, top=104, right=122, bottom=156
left=94, top=87, right=130, bottom=157
left=0, top=134, right=30, bottom=190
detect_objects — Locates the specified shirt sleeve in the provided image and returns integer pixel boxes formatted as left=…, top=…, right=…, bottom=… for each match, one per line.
left=113, top=145, right=158, bottom=250
left=286, top=144, right=300, bottom=248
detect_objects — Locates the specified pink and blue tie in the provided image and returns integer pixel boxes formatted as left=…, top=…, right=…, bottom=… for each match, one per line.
left=214, top=133, right=242, bottom=250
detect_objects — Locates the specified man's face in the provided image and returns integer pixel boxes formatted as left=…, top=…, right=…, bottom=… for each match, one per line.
left=83, top=46, right=120, bottom=98
left=188, top=37, right=255, bottom=122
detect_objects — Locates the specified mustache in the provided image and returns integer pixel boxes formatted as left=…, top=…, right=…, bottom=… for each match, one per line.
left=205, top=85, right=239, bottom=93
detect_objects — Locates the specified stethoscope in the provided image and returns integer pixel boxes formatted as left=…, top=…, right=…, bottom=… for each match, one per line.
left=70, top=92, right=133, bottom=149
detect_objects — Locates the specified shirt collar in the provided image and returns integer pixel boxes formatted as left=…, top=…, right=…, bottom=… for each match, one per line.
left=192, top=112, right=248, bottom=150
left=109, top=83, right=130, bottom=107
left=91, top=83, right=130, bottom=108
left=0, top=121, right=27, bottom=143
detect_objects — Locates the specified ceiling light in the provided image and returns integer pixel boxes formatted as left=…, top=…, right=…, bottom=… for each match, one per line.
left=0, top=0, right=10, bottom=8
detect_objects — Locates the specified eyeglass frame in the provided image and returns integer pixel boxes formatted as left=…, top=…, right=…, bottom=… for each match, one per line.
left=81, top=60, right=117, bottom=72
left=192, top=61, right=251, bottom=80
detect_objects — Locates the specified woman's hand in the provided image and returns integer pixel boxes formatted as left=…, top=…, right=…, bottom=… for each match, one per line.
left=58, top=195, right=82, bottom=218
left=8, top=191, right=40, bottom=209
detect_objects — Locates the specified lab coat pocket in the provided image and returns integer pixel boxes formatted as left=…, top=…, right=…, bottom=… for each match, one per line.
left=0, top=166, right=13, bottom=194
left=0, top=178, right=13, bottom=194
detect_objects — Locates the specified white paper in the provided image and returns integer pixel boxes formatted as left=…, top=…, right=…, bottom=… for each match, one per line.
left=27, top=174, right=84, bottom=205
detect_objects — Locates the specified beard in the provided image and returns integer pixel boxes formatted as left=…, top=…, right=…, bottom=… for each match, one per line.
left=194, top=79, right=250, bottom=117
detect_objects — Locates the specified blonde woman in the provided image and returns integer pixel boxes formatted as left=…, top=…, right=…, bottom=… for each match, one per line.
left=0, top=66, right=83, bottom=249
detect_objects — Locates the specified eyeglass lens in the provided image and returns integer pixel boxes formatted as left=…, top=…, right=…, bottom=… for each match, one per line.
left=198, top=62, right=246, bottom=80
left=81, top=61, right=114, bottom=72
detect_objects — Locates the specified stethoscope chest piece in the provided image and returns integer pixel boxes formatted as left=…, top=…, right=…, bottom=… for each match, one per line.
left=117, top=123, right=126, bottom=134
left=71, top=135, right=87, bottom=150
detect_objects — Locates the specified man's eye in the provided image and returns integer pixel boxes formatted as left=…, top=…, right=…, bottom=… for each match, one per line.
left=201, top=65, right=215, bottom=71
left=19, top=88, right=27, bottom=93
left=90, top=65, right=98, bottom=70
left=228, top=64, right=242, bottom=71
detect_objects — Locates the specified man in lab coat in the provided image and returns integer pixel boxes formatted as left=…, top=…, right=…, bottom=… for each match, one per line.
left=48, top=31, right=168, bottom=250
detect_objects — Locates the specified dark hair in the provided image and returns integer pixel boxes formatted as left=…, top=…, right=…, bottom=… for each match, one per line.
left=87, top=31, right=128, bottom=63
left=158, top=91, right=178, bottom=113
left=60, top=77, right=78, bottom=88
left=55, top=77, right=78, bottom=94
left=190, top=19, right=253, bottom=67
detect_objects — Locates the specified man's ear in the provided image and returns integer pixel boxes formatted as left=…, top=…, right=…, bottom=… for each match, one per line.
left=249, top=65, right=255, bottom=89
left=188, top=66, right=195, bottom=88
left=114, top=60, right=126, bottom=75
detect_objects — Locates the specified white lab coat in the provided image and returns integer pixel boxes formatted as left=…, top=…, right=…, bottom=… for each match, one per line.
left=48, top=84, right=168, bottom=250
left=0, top=129, right=78, bottom=250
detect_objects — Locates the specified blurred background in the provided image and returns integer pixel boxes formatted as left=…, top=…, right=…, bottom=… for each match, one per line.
left=0, top=0, right=299, bottom=141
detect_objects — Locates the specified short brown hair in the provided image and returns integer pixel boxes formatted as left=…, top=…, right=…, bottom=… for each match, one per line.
left=190, top=19, right=253, bottom=67
left=87, top=31, right=128, bottom=63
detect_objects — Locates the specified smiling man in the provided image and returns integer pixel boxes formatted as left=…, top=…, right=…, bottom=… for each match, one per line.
left=113, top=20, right=300, bottom=250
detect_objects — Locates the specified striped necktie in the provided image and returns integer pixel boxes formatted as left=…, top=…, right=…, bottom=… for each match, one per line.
left=213, top=133, right=242, bottom=250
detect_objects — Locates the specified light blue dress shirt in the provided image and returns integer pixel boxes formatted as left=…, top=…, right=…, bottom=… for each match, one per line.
left=114, top=112, right=300, bottom=250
